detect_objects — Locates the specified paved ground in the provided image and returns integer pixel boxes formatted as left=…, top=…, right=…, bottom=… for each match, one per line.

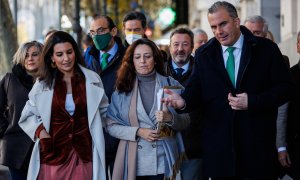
left=0, top=164, right=294, bottom=180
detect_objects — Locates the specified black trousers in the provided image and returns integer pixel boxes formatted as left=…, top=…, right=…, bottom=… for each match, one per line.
left=136, top=174, right=164, bottom=180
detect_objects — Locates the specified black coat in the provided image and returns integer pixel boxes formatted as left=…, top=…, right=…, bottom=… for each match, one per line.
left=0, top=65, right=34, bottom=170
left=87, top=36, right=125, bottom=160
left=181, top=26, right=292, bottom=178
left=286, top=60, right=300, bottom=178
left=165, top=56, right=203, bottom=159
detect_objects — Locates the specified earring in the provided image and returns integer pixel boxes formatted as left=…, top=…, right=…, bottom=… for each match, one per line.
left=51, top=61, right=56, bottom=68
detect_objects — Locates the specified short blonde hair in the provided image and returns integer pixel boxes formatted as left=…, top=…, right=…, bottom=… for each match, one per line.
left=12, top=41, right=43, bottom=66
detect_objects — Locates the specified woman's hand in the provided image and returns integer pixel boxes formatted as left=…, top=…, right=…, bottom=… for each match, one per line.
left=39, top=129, right=51, bottom=139
left=137, top=128, right=159, bottom=142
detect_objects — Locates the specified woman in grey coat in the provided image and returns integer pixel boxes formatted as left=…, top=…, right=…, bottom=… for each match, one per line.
left=106, top=38, right=190, bottom=180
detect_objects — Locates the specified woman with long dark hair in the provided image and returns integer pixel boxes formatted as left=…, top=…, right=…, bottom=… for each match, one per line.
left=106, top=38, right=190, bottom=180
left=19, top=31, right=108, bottom=180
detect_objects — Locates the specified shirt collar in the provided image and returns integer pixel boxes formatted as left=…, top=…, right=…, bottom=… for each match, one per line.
left=171, top=60, right=190, bottom=72
left=221, top=32, right=244, bottom=53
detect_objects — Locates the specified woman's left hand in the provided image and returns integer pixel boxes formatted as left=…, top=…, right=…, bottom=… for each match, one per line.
left=155, top=110, right=172, bottom=122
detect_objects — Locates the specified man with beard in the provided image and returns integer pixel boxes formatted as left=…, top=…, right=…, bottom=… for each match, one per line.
left=164, top=27, right=204, bottom=180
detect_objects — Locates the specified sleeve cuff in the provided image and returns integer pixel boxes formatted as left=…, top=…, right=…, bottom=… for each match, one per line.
left=278, top=147, right=287, bottom=152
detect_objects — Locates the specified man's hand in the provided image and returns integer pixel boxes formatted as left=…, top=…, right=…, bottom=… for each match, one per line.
left=162, top=89, right=185, bottom=109
left=278, top=151, right=292, bottom=167
left=228, top=93, right=248, bottom=110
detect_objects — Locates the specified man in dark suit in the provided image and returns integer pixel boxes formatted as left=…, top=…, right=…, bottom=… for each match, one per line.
left=163, top=1, right=292, bottom=179
left=165, top=27, right=204, bottom=180
left=87, top=15, right=126, bottom=180
left=244, top=15, right=292, bottom=171
left=284, top=30, right=300, bottom=179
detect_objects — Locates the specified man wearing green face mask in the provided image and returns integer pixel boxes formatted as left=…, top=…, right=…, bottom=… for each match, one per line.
left=86, top=15, right=126, bottom=180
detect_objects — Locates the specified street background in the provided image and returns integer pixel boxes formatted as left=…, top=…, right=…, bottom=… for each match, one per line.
left=0, top=0, right=299, bottom=179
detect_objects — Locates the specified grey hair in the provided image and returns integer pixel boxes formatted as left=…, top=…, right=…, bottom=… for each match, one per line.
left=298, top=31, right=300, bottom=39
left=12, top=41, right=43, bottom=66
left=208, top=1, right=238, bottom=18
left=244, top=15, right=268, bottom=33
left=192, top=28, right=207, bottom=36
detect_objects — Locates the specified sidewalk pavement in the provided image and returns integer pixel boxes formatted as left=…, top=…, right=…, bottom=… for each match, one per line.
left=0, top=164, right=294, bottom=180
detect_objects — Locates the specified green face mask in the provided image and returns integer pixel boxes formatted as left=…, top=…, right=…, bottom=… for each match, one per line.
left=92, top=33, right=112, bottom=50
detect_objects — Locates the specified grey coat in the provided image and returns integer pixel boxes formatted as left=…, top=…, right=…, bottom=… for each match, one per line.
left=106, top=73, right=190, bottom=176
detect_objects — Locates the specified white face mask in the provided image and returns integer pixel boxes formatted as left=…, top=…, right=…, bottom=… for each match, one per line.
left=125, top=33, right=143, bottom=45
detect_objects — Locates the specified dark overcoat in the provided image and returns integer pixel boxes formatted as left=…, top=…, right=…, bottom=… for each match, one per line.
left=182, top=26, right=292, bottom=179
left=0, top=65, right=34, bottom=170
left=87, top=36, right=125, bottom=161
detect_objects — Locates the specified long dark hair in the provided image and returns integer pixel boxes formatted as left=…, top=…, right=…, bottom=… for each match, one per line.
left=40, top=31, right=85, bottom=88
left=116, top=38, right=165, bottom=94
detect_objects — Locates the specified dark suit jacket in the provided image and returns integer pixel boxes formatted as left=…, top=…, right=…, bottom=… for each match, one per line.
left=165, top=56, right=203, bottom=159
left=181, top=26, right=292, bottom=178
left=87, top=36, right=125, bottom=160
left=286, top=60, right=300, bottom=178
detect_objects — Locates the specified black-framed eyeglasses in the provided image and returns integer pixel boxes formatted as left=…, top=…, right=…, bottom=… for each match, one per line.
left=89, top=27, right=109, bottom=36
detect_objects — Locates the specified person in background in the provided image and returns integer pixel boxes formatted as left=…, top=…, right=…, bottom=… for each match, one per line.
left=244, top=15, right=290, bottom=67
left=82, top=33, right=94, bottom=69
left=106, top=38, right=190, bottom=180
left=44, top=29, right=57, bottom=43
left=279, top=30, right=300, bottom=179
left=192, top=28, right=208, bottom=56
left=87, top=15, right=126, bottom=179
left=0, top=41, right=43, bottom=180
left=266, top=30, right=275, bottom=42
left=122, top=11, right=147, bottom=47
left=244, top=15, right=268, bottom=37
left=166, top=27, right=205, bottom=180
left=162, top=1, right=292, bottom=179
left=18, top=31, right=108, bottom=180
left=244, top=15, right=291, bottom=172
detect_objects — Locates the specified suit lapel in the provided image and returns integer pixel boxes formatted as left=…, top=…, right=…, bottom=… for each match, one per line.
left=236, top=37, right=254, bottom=89
left=206, top=43, right=234, bottom=89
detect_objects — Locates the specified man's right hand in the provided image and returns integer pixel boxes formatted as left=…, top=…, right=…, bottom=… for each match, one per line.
left=278, top=150, right=292, bottom=167
left=162, top=89, right=185, bottom=109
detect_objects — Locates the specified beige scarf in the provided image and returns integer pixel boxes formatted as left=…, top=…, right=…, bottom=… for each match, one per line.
left=112, top=79, right=139, bottom=180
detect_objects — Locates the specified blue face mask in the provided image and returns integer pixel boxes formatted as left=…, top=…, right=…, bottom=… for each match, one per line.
left=92, top=33, right=112, bottom=50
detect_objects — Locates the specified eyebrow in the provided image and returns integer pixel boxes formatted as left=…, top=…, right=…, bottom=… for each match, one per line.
left=55, top=48, right=73, bottom=53
left=211, top=20, right=228, bottom=28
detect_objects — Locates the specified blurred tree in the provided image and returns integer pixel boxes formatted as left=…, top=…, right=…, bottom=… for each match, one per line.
left=0, top=0, right=18, bottom=75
